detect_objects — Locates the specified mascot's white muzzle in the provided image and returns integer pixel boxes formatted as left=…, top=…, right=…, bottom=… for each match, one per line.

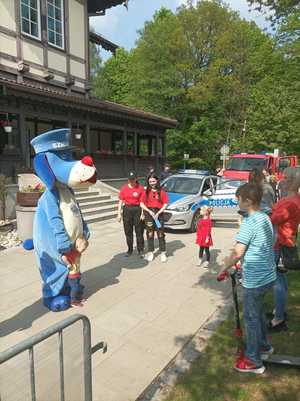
left=68, top=156, right=97, bottom=187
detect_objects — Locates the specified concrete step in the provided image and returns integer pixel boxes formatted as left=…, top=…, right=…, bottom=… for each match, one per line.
left=75, top=190, right=101, bottom=198
left=79, top=198, right=118, bottom=210
left=73, top=186, right=90, bottom=193
left=84, top=210, right=118, bottom=224
left=76, top=194, right=111, bottom=203
left=82, top=205, right=118, bottom=217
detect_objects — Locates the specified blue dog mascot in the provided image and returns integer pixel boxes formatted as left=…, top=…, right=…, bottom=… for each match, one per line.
left=31, top=129, right=97, bottom=311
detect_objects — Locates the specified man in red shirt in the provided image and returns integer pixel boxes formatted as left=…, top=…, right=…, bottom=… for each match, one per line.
left=269, top=175, right=300, bottom=331
left=118, top=171, right=145, bottom=257
left=140, top=173, right=169, bottom=262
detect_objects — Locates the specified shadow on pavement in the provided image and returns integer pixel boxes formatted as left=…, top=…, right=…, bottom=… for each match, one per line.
left=0, top=240, right=185, bottom=338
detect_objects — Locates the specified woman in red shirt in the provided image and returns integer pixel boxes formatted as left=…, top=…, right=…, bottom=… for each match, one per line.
left=118, top=171, right=145, bottom=257
left=269, top=174, right=300, bottom=331
left=140, top=173, right=169, bottom=262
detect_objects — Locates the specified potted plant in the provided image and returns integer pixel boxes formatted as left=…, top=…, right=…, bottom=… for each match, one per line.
left=16, top=183, right=45, bottom=207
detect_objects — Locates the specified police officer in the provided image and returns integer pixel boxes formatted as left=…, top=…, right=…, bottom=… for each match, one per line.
left=118, top=171, right=145, bottom=257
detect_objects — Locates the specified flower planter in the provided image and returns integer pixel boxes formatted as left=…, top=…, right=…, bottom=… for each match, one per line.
left=16, top=191, right=42, bottom=207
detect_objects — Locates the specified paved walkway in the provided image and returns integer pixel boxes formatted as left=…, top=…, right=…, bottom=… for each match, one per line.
left=0, top=221, right=237, bottom=401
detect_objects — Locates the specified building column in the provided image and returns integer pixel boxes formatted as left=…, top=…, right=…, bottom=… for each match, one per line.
left=86, top=121, right=91, bottom=153
left=19, top=108, right=30, bottom=168
left=123, top=127, right=128, bottom=174
left=155, top=133, right=159, bottom=173
left=134, top=131, right=138, bottom=172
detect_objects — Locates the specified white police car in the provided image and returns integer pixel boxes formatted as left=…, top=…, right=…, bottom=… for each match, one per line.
left=161, top=170, right=244, bottom=232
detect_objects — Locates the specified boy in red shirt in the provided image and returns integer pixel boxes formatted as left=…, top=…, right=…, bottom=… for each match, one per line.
left=140, top=173, right=169, bottom=262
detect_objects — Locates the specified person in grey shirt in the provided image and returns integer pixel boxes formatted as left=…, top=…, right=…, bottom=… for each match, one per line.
left=249, top=169, right=276, bottom=215
left=278, top=167, right=300, bottom=199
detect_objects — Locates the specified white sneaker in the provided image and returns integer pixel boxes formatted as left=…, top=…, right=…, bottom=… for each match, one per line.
left=161, top=252, right=167, bottom=263
left=202, top=261, right=209, bottom=268
left=146, top=252, right=154, bottom=262
left=197, top=258, right=204, bottom=266
left=261, top=346, right=274, bottom=360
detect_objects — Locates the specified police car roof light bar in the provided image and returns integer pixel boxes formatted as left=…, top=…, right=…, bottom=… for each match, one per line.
left=177, top=169, right=210, bottom=176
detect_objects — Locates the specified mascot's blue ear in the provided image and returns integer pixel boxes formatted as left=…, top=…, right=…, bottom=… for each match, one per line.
left=43, top=295, right=70, bottom=312
left=33, top=153, right=56, bottom=190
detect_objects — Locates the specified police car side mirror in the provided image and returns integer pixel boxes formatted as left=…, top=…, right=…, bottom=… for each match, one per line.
left=203, top=189, right=213, bottom=196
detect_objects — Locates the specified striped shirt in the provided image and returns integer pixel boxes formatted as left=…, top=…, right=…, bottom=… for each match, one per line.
left=236, top=211, right=276, bottom=289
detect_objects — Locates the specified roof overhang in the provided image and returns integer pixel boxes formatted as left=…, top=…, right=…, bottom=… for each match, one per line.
left=0, top=78, right=177, bottom=129
left=88, top=0, right=127, bottom=16
left=89, top=31, right=119, bottom=53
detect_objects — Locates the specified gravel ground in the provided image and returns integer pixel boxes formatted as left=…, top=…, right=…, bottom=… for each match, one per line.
left=0, top=221, right=22, bottom=250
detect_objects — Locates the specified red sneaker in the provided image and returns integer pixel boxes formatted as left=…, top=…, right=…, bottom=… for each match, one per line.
left=70, top=300, right=84, bottom=307
left=235, top=356, right=265, bottom=374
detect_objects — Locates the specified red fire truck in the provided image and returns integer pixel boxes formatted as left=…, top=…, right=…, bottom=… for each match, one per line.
left=222, top=153, right=298, bottom=181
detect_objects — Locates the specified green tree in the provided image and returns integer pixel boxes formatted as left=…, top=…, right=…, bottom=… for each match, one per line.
left=93, top=48, right=133, bottom=103
left=247, top=0, right=299, bottom=22
left=92, top=0, right=299, bottom=168
left=90, top=42, right=102, bottom=79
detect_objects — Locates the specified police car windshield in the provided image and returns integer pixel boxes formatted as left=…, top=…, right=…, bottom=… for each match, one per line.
left=227, top=157, right=266, bottom=171
left=162, top=177, right=202, bottom=195
left=217, top=180, right=245, bottom=190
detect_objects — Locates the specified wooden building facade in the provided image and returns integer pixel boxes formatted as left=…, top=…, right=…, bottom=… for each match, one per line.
left=0, top=0, right=177, bottom=179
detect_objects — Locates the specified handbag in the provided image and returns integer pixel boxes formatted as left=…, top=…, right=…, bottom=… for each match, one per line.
left=281, top=245, right=300, bottom=270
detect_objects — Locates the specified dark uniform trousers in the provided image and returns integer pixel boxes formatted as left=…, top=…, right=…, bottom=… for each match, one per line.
left=144, top=209, right=166, bottom=252
left=123, top=205, right=144, bottom=253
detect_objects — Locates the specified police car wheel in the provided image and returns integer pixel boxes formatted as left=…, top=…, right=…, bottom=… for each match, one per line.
left=190, top=211, right=201, bottom=233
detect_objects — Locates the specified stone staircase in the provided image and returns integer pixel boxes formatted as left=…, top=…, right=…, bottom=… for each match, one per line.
left=74, top=186, right=118, bottom=224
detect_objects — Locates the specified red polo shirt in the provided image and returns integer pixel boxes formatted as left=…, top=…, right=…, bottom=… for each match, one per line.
left=271, top=194, right=300, bottom=248
left=141, top=189, right=169, bottom=209
left=119, top=183, right=144, bottom=206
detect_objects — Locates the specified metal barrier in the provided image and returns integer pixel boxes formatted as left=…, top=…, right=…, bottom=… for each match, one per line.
left=0, top=314, right=102, bottom=401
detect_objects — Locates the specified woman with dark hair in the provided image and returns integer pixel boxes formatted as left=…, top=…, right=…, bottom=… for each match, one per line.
left=248, top=168, right=275, bottom=215
left=140, top=173, right=169, bottom=262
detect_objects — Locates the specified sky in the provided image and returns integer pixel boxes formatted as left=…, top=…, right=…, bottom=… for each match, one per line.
left=90, top=0, right=269, bottom=60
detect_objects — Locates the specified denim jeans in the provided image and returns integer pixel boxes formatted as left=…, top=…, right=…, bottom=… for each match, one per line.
left=243, top=281, right=275, bottom=367
left=273, top=249, right=288, bottom=321
left=68, top=277, right=82, bottom=301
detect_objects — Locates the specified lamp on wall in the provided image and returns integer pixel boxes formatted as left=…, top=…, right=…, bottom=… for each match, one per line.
left=74, top=122, right=82, bottom=140
left=1, top=113, right=13, bottom=133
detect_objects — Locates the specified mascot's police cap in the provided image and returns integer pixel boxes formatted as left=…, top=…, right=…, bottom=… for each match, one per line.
left=31, top=128, right=75, bottom=154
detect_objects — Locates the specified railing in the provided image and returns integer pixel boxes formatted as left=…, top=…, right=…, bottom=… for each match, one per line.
left=0, top=314, right=106, bottom=401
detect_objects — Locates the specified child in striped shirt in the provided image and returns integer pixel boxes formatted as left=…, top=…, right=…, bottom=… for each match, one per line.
left=218, top=183, right=276, bottom=374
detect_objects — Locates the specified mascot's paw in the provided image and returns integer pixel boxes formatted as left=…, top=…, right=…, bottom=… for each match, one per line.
left=23, top=239, right=34, bottom=250
left=43, top=295, right=71, bottom=312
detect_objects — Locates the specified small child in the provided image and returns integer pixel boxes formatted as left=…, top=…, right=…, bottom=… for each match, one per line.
left=196, top=206, right=213, bottom=267
left=218, top=183, right=276, bottom=374
left=62, top=236, right=88, bottom=307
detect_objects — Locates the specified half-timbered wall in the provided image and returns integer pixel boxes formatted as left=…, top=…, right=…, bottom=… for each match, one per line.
left=0, top=0, right=89, bottom=92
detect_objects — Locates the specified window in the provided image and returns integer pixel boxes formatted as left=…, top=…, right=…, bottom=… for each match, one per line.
left=162, top=177, right=202, bottom=195
left=47, top=0, right=64, bottom=49
left=127, top=133, right=134, bottom=154
left=112, top=132, right=123, bottom=154
left=227, top=157, right=267, bottom=171
left=138, top=135, right=150, bottom=156
left=21, top=0, right=41, bottom=39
